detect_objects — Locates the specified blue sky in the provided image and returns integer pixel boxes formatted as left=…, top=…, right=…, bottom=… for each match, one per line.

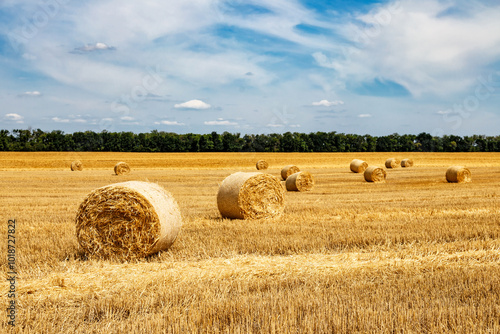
left=1, top=0, right=499, bottom=136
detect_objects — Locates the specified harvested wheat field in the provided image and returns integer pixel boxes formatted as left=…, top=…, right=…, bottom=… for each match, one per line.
left=1, top=152, right=500, bottom=333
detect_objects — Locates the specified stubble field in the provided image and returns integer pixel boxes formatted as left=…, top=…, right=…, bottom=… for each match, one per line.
left=1, top=152, right=499, bottom=333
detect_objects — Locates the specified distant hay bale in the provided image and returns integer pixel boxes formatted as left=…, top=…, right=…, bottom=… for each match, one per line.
left=281, top=165, right=300, bottom=180
left=385, top=158, right=400, bottom=169
left=364, top=166, right=387, bottom=183
left=217, top=172, right=285, bottom=219
left=114, top=162, right=130, bottom=175
left=446, top=166, right=471, bottom=183
left=350, top=159, right=368, bottom=173
left=256, top=160, right=269, bottom=170
left=401, top=159, right=414, bottom=167
left=286, top=171, right=314, bottom=192
left=71, top=160, right=83, bottom=171
left=75, top=181, right=182, bottom=259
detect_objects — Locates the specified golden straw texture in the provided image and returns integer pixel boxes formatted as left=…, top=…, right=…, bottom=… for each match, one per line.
left=114, top=162, right=131, bottom=175
left=446, top=166, right=471, bottom=183
left=281, top=165, right=300, bottom=180
left=364, top=166, right=387, bottom=183
left=286, top=171, right=314, bottom=192
left=217, top=172, right=285, bottom=219
left=70, top=160, right=83, bottom=171
left=75, top=181, right=182, bottom=259
left=385, top=158, right=400, bottom=169
left=401, top=159, right=414, bottom=167
left=350, top=159, right=368, bottom=173
left=256, top=160, right=269, bottom=170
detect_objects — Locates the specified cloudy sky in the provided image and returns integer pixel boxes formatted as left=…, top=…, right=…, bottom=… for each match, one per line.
left=1, top=0, right=499, bottom=136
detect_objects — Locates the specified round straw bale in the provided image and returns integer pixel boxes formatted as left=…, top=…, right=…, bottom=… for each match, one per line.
left=401, top=159, right=414, bottom=167
left=350, top=159, right=368, bottom=173
left=75, top=181, right=182, bottom=259
left=114, top=162, right=130, bottom=175
left=217, top=172, right=285, bottom=219
left=281, top=165, right=300, bottom=180
left=446, top=166, right=471, bottom=183
left=256, top=160, right=269, bottom=170
left=71, top=160, right=83, bottom=171
left=286, top=171, right=314, bottom=192
left=385, top=158, right=400, bottom=169
left=364, top=166, right=387, bottom=183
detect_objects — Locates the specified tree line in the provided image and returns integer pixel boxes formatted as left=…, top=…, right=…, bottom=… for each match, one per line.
left=0, top=129, right=499, bottom=152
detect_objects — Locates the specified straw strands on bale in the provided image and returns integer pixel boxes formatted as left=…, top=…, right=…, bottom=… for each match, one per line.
left=281, top=165, right=300, bottom=180
left=256, top=160, right=269, bottom=170
left=75, top=181, right=182, bottom=259
left=350, top=159, right=368, bottom=173
left=114, top=162, right=131, bottom=175
left=217, top=172, right=285, bottom=219
left=446, top=166, right=472, bottom=183
left=401, top=159, right=414, bottom=167
left=286, top=171, right=314, bottom=192
left=364, top=166, right=387, bottom=183
left=385, top=158, right=400, bottom=169
left=71, top=160, right=83, bottom=171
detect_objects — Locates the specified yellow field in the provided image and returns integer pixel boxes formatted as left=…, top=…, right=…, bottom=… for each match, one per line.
left=1, top=152, right=499, bottom=333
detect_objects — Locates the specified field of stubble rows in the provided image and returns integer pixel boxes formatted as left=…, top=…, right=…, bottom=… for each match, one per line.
left=1, top=152, right=499, bottom=333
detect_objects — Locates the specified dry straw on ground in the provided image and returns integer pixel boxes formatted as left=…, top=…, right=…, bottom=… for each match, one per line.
left=281, top=165, right=300, bottom=180
left=401, top=159, right=414, bottom=167
left=217, top=172, right=285, bottom=219
left=350, top=159, right=368, bottom=173
left=114, top=162, right=131, bottom=175
left=70, top=160, right=83, bottom=171
left=75, top=181, right=182, bottom=259
left=446, top=166, right=472, bottom=183
left=256, top=160, right=269, bottom=170
left=286, top=171, right=314, bottom=192
left=385, top=158, right=400, bottom=169
left=364, top=166, right=387, bottom=182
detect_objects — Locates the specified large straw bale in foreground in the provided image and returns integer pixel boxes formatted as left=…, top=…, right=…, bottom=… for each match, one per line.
left=286, top=171, right=314, bottom=192
left=385, top=158, right=400, bottom=169
left=75, top=181, right=182, bottom=259
left=256, top=160, right=269, bottom=170
left=446, top=166, right=471, bottom=183
left=364, top=166, right=387, bottom=183
left=281, top=165, right=300, bottom=180
left=217, top=172, right=285, bottom=219
left=114, top=162, right=131, bottom=175
left=401, top=159, right=414, bottom=167
left=350, top=159, right=368, bottom=173
left=71, top=160, right=83, bottom=171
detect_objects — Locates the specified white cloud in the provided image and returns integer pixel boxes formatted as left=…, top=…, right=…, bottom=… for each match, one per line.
left=121, top=116, right=134, bottom=121
left=312, top=99, right=344, bottom=107
left=20, top=91, right=42, bottom=97
left=175, top=99, right=211, bottom=109
left=155, top=120, right=185, bottom=126
left=358, top=114, right=372, bottom=118
left=266, top=124, right=285, bottom=128
left=73, top=119, right=87, bottom=123
left=73, top=42, right=115, bottom=53
left=436, top=110, right=451, bottom=115
left=4, top=113, right=24, bottom=123
left=52, top=117, right=70, bottom=123
left=204, top=118, right=238, bottom=126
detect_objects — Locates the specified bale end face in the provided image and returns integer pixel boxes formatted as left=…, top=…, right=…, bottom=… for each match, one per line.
left=75, top=181, right=182, bottom=259
left=350, top=159, right=368, bottom=173
left=286, top=171, right=314, bottom=191
left=364, top=166, right=387, bottom=183
left=446, top=166, right=471, bottom=183
left=256, top=160, right=269, bottom=170
left=217, top=172, right=285, bottom=219
left=71, top=160, right=83, bottom=171
left=114, top=162, right=131, bottom=175
left=281, top=165, right=300, bottom=180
